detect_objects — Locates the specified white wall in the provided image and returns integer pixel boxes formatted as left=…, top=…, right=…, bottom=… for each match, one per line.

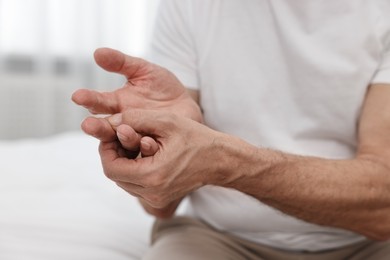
left=0, top=0, right=161, bottom=139
left=0, top=74, right=85, bottom=139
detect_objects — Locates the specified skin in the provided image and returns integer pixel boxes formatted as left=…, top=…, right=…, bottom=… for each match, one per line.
left=73, top=48, right=390, bottom=240
left=72, top=47, right=202, bottom=218
left=71, top=47, right=202, bottom=124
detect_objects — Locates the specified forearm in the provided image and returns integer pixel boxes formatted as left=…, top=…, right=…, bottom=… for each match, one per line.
left=212, top=134, right=390, bottom=240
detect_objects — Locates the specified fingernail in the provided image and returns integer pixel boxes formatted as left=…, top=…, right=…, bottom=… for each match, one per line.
left=141, top=140, right=151, bottom=151
left=117, top=131, right=128, bottom=141
left=108, top=113, right=122, bottom=126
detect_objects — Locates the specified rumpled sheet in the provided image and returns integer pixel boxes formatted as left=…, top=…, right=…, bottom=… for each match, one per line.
left=0, top=132, right=154, bottom=260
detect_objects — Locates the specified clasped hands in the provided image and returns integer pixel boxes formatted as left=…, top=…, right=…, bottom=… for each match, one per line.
left=72, top=48, right=220, bottom=217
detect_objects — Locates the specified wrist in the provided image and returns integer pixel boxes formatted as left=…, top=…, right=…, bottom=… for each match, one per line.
left=208, top=133, right=260, bottom=187
left=210, top=134, right=286, bottom=198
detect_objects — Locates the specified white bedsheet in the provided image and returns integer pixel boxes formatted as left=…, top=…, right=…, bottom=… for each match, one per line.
left=0, top=132, right=154, bottom=260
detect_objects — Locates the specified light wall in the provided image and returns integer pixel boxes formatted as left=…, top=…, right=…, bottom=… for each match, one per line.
left=0, top=0, right=160, bottom=139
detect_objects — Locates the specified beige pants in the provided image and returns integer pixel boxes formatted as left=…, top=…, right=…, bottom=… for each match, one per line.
left=143, top=217, right=390, bottom=260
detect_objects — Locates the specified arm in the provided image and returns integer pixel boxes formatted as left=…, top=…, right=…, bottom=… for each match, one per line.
left=217, top=83, right=390, bottom=240
left=100, top=81, right=390, bottom=238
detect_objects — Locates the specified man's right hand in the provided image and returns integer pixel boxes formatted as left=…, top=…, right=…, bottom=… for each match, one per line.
left=72, top=47, right=203, bottom=124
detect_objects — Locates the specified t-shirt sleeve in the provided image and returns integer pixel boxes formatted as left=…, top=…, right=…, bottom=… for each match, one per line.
left=371, top=2, right=390, bottom=85
left=372, top=49, right=390, bottom=84
left=145, top=0, right=199, bottom=90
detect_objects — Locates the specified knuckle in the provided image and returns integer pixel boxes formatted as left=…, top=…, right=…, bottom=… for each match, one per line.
left=158, top=113, right=177, bottom=128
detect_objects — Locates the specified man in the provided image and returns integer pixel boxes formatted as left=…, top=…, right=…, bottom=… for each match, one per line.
left=72, top=0, right=390, bottom=259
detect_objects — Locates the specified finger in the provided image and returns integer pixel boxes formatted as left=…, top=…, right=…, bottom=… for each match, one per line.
left=121, top=109, right=179, bottom=137
left=99, top=141, right=150, bottom=184
left=114, top=117, right=158, bottom=157
left=72, top=88, right=119, bottom=115
left=94, top=47, right=150, bottom=80
left=116, top=124, right=141, bottom=151
left=107, top=115, right=141, bottom=159
left=140, top=136, right=159, bottom=157
left=117, top=142, right=140, bottom=160
left=81, top=117, right=116, bottom=142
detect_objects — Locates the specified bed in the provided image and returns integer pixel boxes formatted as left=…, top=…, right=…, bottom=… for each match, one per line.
left=0, top=132, right=155, bottom=260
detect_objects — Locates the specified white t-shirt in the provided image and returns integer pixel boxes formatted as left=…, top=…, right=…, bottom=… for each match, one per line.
left=147, top=0, right=390, bottom=252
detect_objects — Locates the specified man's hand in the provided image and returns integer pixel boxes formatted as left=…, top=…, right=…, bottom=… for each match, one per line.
left=94, top=117, right=183, bottom=218
left=100, top=110, right=226, bottom=209
left=117, top=122, right=183, bottom=219
left=72, top=48, right=202, bottom=145
left=71, top=48, right=203, bottom=216
left=72, top=47, right=202, bottom=123
left=138, top=197, right=183, bottom=219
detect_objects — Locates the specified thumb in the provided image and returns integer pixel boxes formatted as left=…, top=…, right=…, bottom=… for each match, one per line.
left=81, top=116, right=117, bottom=142
left=94, top=47, right=150, bottom=79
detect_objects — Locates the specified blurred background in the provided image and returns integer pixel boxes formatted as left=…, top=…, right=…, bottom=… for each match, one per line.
left=0, top=0, right=160, bottom=139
